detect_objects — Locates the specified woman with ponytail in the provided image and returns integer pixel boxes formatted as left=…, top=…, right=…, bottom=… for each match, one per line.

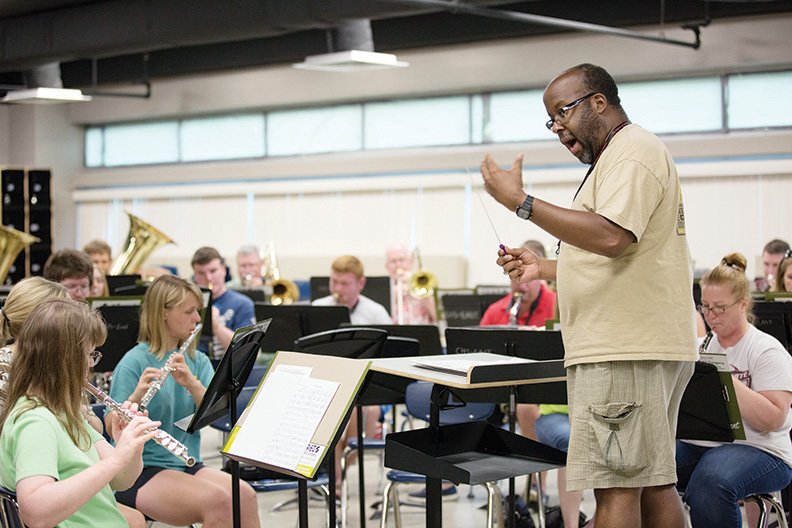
left=677, top=253, right=792, bottom=527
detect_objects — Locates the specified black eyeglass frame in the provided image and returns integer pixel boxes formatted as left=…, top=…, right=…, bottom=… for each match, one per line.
left=697, top=299, right=741, bottom=316
left=545, top=92, right=597, bottom=130
left=89, top=349, right=103, bottom=367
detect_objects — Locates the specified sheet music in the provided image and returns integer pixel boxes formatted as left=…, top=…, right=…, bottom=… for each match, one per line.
left=412, top=356, right=531, bottom=376
left=226, top=365, right=339, bottom=473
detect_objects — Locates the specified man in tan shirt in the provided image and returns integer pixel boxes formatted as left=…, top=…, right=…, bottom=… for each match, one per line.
left=482, top=63, right=697, bottom=528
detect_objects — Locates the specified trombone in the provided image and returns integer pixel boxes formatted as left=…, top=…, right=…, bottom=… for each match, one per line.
left=262, top=242, right=299, bottom=305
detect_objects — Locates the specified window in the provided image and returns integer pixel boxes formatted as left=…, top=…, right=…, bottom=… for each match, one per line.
left=181, top=114, right=265, bottom=161
left=364, top=96, right=471, bottom=149
left=268, top=105, right=362, bottom=156
left=103, top=122, right=179, bottom=166
left=728, top=71, right=792, bottom=129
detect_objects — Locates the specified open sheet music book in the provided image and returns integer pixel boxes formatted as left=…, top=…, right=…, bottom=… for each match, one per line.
left=412, top=356, right=531, bottom=377
left=223, top=351, right=370, bottom=479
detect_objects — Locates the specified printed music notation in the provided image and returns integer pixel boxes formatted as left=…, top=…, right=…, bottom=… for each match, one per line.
left=226, top=364, right=338, bottom=475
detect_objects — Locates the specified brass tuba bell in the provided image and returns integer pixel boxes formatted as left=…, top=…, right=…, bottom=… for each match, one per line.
left=0, top=225, right=40, bottom=284
left=109, top=212, right=175, bottom=275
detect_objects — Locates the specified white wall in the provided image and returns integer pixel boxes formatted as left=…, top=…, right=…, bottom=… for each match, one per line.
left=3, top=13, right=792, bottom=288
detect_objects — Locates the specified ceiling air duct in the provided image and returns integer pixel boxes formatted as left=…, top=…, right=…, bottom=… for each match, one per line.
left=0, top=62, right=91, bottom=104
left=293, top=19, right=408, bottom=72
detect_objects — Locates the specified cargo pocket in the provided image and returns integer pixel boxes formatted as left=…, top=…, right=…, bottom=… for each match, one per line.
left=588, top=402, right=646, bottom=474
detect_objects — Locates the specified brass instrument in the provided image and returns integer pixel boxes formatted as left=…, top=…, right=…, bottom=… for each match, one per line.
left=406, top=248, right=440, bottom=322
left=263, top=242, right=299, bottom=305
left=139, top=323, right=202, bottom=411
left=84, top=381, right=196, bottom=467
left=508, top=292, right=523, bottom=326
left=109, top=212, right=174, bottom=276
left=0, top=224, right=40, bottom=284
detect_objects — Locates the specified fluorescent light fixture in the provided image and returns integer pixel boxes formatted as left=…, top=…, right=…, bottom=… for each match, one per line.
left=0, top=87, right=92, bottom=104
left=293, top=50, right=408, bottom=72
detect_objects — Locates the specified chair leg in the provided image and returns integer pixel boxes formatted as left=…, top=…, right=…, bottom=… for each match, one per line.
left=535, top=472, right=547, bottom=528
left=341, top=447, right=350, bottom=528
left=391, top=484, right=403, bottom=528
left=484, top=482, right=503, bottom=528
left=746, top=493, right=789, bottom=528
left=380, top=481, right=394, bottom=528
left=744, top=495, right=770, bottom=528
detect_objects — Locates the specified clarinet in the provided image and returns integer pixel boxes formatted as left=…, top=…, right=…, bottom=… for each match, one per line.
left=139, top=323, right=202, bottom=411
left=699, top=331, right=713, bottom=354
left=84, top=381, right=196, bottom=467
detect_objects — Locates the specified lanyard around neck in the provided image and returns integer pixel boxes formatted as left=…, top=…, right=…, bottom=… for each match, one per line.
left=556, top=120, right=631, bottom=256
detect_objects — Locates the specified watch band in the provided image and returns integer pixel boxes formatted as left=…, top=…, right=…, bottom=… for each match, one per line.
left=516, top=194, right=534, bottom=220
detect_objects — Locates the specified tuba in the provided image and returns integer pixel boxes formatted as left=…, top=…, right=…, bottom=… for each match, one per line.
left=262, top=242, right=299, bottom=305
left=109, top=212, right=174, bottom=276
left=0, top=225, right=40, bottom=284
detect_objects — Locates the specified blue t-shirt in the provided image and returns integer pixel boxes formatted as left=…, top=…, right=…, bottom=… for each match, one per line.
left=110, top=342, right=214, bottom=470
left=200, top=289, right=256, bottom=355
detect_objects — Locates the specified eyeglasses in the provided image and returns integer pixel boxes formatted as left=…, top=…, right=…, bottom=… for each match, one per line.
left=89, top=349, right=103, bottom=367
left=545, top=92, right=597, bottom=130
left=697, top=300, right=740, bottom=316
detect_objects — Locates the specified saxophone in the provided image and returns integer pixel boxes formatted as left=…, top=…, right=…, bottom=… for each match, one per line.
left=139, top=324, right=202, bottom=411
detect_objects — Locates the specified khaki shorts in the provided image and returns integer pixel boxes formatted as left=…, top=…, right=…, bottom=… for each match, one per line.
left=565, top=360, right=694, bottom=491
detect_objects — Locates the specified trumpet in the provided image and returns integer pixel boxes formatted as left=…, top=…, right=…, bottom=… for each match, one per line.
left=139, top=324, right=202, bottom=411
left=84, top=381, right=196, bottom=467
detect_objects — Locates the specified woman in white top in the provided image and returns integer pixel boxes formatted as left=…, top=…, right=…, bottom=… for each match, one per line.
left=677, top=252, right=792, bottom=527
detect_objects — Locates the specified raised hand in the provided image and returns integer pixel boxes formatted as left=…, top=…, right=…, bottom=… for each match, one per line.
left=481, top=154, right=526, bottom=211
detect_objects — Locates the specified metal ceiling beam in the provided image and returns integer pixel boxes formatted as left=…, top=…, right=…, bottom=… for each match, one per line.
left=379, top=0, right=703, bottom=49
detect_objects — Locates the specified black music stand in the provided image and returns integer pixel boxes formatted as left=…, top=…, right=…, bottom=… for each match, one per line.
left=341, top=323, right=443, bottom=356
left=185, top=319, right=271, bottom=528
left=254, top=304, right=350, bottom=352
left=106, top=274, right=142, bottom=295
left=89, top=297, right=143, bottom=373
left=445, top=327, right=567, bottom=404
left=294, top=327, right=389, bottom=528
left=752, top=300, right=792, bottom=352
left=440, top=293, right=503, bottom=327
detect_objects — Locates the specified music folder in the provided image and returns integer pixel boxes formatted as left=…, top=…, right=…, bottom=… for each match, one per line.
left=223, top=351, right=370, bottom=479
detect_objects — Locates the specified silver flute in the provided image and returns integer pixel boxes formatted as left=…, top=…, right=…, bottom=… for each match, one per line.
left=84, top=381, right=196, bottom=467
left=139, top=323, right=202, bottom=411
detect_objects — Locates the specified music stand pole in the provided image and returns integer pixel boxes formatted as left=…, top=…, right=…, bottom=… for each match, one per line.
left=228, top=365, right=242, bottom=528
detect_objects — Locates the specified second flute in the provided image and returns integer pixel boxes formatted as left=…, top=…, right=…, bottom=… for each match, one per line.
left=85, top=381, right=196, bottom=467
left=139, top=323, right=202, bottom=411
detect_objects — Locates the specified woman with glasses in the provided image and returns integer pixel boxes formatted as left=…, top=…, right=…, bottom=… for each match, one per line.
left=109, top=274, right=260, bottom=528
left=677, top=252, right=792, bottom=527
left=0, top=299, right=157, bottom=527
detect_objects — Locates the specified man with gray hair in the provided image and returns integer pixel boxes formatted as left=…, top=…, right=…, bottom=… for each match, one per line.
left=229, top=245, right=264, bottom=288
